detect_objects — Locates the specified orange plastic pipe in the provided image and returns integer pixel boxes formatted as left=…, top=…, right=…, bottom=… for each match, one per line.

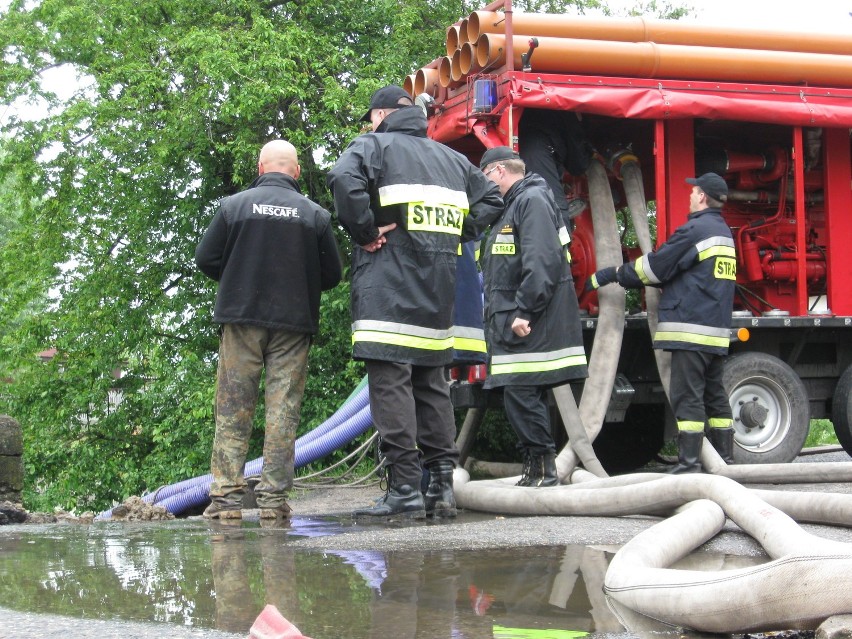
left=468, top=11, right=852, bottom=57
left=438, top=56, right=454, bottom=88
left=414, top=67, right=440, bottom=96
left=451, top=48, right=465, bottom=82
left=403, top=74, right=416, bottom=96
left=446, top=25, right=462, bottom=56
left=459, top=41, right=481, bottom=77
left=476, top=33, right=852, bottom=87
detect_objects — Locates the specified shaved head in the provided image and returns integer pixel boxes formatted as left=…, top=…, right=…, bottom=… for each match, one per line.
left=258, top=140, right=300, bottom=178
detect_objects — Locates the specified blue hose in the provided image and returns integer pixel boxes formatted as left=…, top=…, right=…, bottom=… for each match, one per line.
left=95, top=380, right=373, bottom=519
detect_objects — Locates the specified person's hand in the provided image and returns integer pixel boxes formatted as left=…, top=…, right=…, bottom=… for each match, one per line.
left=361, top=223, right=397, bottom=253
left=512, top=317, right=531, bottom=338
left=585, top=266, right=618, bottom=292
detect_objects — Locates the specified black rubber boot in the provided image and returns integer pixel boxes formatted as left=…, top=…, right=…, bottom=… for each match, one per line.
left=708, top=427, right=735, bottom=464
left=515, top=452, right=532, bottom=487
left=424, top=460, right=457, bottom=518
left=353, top=467, right=426, bottom=520
left=669, top=431, right=704, bottom=474
left=519, top=452, right=559, bottom=487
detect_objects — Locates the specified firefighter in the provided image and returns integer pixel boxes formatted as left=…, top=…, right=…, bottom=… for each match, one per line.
left=587, top=172, right=736, bottom=473
left=479, top=146, right=589, bottom=487
left=327, top=85, right=503, bottom=519
left=518, top=108, right=594, bottom=229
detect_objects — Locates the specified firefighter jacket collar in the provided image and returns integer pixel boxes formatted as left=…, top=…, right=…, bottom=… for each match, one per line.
left=374, top=106, right=428, bottom=137
left=500, top=172, right=551, bottom=213
left=246, top=171, right=302, bottom=194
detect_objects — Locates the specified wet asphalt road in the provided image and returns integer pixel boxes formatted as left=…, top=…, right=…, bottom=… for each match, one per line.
left=2, top=448, right=851, bottom=639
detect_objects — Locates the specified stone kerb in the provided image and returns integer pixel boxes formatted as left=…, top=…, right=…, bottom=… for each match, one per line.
left=0, top=415, right=24, bottom=504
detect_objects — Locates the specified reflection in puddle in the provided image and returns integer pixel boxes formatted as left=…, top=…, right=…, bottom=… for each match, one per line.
left=0, top=518, right=764, bottom=638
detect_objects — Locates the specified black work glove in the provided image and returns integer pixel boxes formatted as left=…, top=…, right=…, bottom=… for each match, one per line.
left=585, top=266, right=618, bottom=292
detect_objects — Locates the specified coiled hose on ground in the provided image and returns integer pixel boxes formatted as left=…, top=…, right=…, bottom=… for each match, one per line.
left=455, top=155, right=852, bottom=633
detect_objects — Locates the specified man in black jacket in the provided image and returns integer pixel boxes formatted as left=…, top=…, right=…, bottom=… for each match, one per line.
left=480, top=146, right=588, bottom=487
left=196, top=139, right=343, bottom=520
left=587, top=172, right=736, bottom=473
left=327, top=86, right=502, bottom=520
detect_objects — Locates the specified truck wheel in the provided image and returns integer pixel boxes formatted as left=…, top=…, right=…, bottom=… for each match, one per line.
left=831, top=365, right=852, bottom=456
left=723, top=352, right=809, bottom=464
left=593, top=404, right=665, bottom=474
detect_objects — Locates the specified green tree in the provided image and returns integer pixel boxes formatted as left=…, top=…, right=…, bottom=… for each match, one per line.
left=0, top=0, right=685, bottom=512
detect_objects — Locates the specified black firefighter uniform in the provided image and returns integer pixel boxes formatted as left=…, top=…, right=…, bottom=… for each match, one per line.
left=482, top=172, right=588, bottom=389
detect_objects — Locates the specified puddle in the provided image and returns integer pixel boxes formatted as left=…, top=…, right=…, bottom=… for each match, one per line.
left=0, top=517, right=764, bottom=637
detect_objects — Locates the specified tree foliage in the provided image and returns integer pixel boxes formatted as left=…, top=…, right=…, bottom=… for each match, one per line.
left=0, top=0, right=685, bottom=512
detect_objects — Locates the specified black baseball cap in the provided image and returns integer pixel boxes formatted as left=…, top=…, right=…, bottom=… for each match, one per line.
left=479, top=146, right=520, bottom=170
left=361, top=85, right=414, bottom=122
left=686, top=172, right=728, bottom=202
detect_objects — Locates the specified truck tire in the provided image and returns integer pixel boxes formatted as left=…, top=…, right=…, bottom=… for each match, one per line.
left=831, top=365, right=852, bottom=456
left=593, top=404, right=665, bottom=474
left=723, top=352, right=809, bottom=464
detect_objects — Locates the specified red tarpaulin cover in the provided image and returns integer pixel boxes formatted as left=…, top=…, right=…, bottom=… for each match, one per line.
left=428, top=73, right=852, bottom=144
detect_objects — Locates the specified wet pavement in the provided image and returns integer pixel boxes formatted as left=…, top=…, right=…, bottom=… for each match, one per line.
left=1, top=449, right=851, bottom=639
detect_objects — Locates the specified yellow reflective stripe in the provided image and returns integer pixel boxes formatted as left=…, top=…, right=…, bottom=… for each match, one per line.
left=491, top=347, right=587, bottom=376
left=696, top=236, right=735, bottom=260
left=714, top=256, right=736, bottom=280
left=655, top=321, right=730, bottom=347
left=634, top=254, right=659, bottom=285
left=708, top=418, right=733, bottom=428
left=678, top=420, right=705, bottom=432
left=454, top=337, right=487, bottom=353
left=491, top=353, right=587, bottom=375
left=654, top=331, right=729, bottom=348
left=454, top=326, right=485, bottom=352
left=492, top=243, right=515, bottom=255
left=353, top=330, right=454, bottom=351
left=698, top=245, right=736, bottom=261
left=407, top=202, right=464, bottom=235
left=353, top=320, right=454, bottom=351
left=378, top=183, right=469, bottom=208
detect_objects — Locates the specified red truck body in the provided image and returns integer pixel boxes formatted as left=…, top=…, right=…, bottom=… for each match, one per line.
left=415, top=1, right=852, bottom=470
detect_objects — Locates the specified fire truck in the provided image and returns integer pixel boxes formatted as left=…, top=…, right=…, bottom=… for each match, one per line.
left=408, top=1, right=852, bottom=471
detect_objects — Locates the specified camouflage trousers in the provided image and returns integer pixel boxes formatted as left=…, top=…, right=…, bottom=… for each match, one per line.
left=209, top=323, right=311, bottom=510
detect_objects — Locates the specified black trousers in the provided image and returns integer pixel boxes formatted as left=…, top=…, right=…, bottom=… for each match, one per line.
left=669, top=350, right=733, bottom=432
left=365, top=359, right=459, bottom=487
left=502, top=384, right=556, bottom=455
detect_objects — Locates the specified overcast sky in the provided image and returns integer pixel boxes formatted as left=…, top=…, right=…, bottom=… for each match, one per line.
left=609, top=0, right=852, bottom=32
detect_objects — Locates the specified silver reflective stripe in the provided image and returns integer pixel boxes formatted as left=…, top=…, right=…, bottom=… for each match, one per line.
left=495, top=233, right=514, bottom=243
left=635, top=254, right=660, bottom=285
left=655, top=322, right=731, bottom=348
left=695, top=236, right=735, bottom=253
left=491, top=346, right=586, bottom=366
left=558, top=226, right=571, bottom=246
left=352, top=320, right=452, bottom=340
left=656, top=322, right=730, bottom=339
left=453, top=325, right=485, bottom=340
left=378, top=183, right=469, bottom=208
left=696, top=236, right=736, bottom=261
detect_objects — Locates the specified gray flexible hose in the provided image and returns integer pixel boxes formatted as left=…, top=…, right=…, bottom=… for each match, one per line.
left=618, top=156, right=671, bottom=396
left=555, top=160, right=624, bottom=478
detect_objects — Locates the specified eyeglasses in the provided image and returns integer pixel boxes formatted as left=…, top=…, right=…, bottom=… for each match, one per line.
left=483, top=164, right=503, bottom=177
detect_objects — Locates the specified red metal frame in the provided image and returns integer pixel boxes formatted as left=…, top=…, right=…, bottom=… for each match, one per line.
left=424, top=1, right=852, bottom=319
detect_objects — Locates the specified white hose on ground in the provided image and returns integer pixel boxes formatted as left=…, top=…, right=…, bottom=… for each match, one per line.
left=456, top=151, right=852, bottom=634
left=605, top=497, right=852, bottom=633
